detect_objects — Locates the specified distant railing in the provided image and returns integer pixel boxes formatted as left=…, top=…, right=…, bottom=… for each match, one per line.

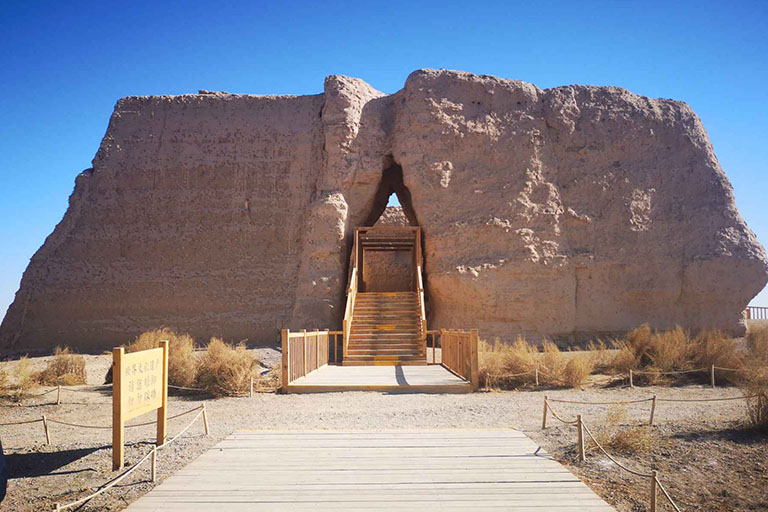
left=281, top=329, right=330, bottom=390
left=440, top=329, right=479, bottom=390
left=427, top=330, right=440, bottom=364
left=746, top=306, right=768, bottom=320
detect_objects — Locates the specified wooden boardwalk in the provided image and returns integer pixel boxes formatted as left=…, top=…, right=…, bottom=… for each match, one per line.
left=285, top=364, right=472, bottom=393
left=127, top=430, right=614, bottom=511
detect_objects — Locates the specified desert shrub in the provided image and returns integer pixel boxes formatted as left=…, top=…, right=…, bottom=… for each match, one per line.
left=625, top=324, right=653, bottom=364
left=603, top=404, right=628, bottom=426
left=747, top=323, right=768, bottom=364
left=607, top=340, right=637, bottom=374
left=196, top=338, right=260, bottom=397
left=13, top=356, right=38, bottom=398
left=37, top=346, right=87, bottom=386
left=478, top=337, right=541, bottom=389
left=478, top=338, right=507, bottom=390
left=691, top=329, right=743, bottom=384
left=540, top=341, right=567, bottom=385
left=106, top=328, right=198, bottom=387
left=0, top=367, right=9, bottom=396
left=647, top=326, right=694, bottom=372
left=562, top=354, right=595, bottom=388
left=605, top=426, right=655, bottom=454
left=586, top=339, right=612, bottom=371
left=742, top=364, right=768, bottom=431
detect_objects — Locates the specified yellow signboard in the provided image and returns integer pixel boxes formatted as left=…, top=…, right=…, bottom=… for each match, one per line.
left=113, top=341, right=168, bottom=470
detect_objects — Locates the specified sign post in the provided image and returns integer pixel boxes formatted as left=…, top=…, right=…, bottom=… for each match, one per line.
left=112, top=340, right=168, bottom=470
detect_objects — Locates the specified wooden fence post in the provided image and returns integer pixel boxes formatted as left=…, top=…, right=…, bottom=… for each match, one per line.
left=56, top=385, right=61, bottom=405
left=577, top=415, right=585, bottom=462
left=250, top=377, right=254, bottom=398
left=302, top=329, right=308, bottom=377
left=650, top=470, right=658, bottom=512
left=281, top=329, right=289, bottom=391
left=202, top=403, right=210, bottom=436
left=535, top=368, right=539, bottom=387
left=649, top=395, right=657, bottom=425
left=629, top=369, right=634, bottom=388
left=150, top=448, right=157, bottom=483
left=470, top=329, right=479, bottom=390
left=112, top=346, right=125, bottom=470
left=157, top=340, right=169, bottom=447
left=711, top=365, right=716, bottom=388
left=42, top=415, right=51, bottom=445
left=542, top=395, right=548, bottom=429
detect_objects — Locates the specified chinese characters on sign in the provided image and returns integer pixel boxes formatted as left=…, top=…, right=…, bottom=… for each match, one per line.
left=113, top=342, right=168, bottom=470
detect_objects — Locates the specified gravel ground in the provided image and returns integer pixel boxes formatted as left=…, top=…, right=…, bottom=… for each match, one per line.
left=0, top=352, right=766, bottom=511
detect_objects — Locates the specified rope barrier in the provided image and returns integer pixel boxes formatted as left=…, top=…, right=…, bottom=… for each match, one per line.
left=581, top=422, right=681, bottom=511
left=581, top=422, right=653, bottom=477
left=46, top=405, right=205, bottom=430
left=544, top=399, right=579, bottom=425
left=0, top=417, right=43, bottom=427
left=55, top=405, right=208, bottom=511
left=632, top=367, right=707, bottom=375
left=168, top=384, right=207, bottom=392
left=548, top=397, right=653, bottom=405
left=656, top=394, right=755, bottom=403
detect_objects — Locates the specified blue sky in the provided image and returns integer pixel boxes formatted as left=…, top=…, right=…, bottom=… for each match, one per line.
left=1, top=0, right=766, bottom=317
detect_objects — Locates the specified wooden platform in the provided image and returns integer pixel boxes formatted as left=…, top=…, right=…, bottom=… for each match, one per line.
left=127, top=429, right=614, bottom=511
left=285, top=364, right=472, bottom=393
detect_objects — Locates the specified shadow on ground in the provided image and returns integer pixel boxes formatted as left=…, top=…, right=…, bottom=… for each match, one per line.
left=6, top=447, right=102, bottom=478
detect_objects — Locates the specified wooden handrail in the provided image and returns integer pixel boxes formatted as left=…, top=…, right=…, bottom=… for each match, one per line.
left=281, top=329, right=331, bottom=390
left=343, top=232, right=360, bottom=362
left=416, top=265, right=427, bottom=355
left=440, top=328, right=479, bottom=390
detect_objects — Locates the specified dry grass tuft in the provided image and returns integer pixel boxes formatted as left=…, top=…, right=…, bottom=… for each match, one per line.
left=647, top=326, right=694, bottom=372
left=742, top=364, right=768, bottom=431
left=0, top=367, right=9, bottom=396
left=106, top=328, right=199, bottom=387
left=605, top=426, right=655, bottom=454
left=541, top=341, right=567, bottom=385
left=37, top=346, right=87, bottom=386
left=586, top=339, right=612, bottom=371
left=603, top=404, right=628, bottom=426
left=196, top=338, right=261, bottom=397
left=479, top=337, right=540, bottom=389
left=562, top=354, right=595, bottom=388
left=607, top=340, right=638, bottom=374
left=127, top=329, right=198, bottom=387
left=747, top=323, right=768, bottom=364
left=13, top=356, right=38, bottom=398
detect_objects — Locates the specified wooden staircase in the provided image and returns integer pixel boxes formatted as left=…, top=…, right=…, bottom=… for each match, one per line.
left=344, top=292, right=425, bottom=365
left=343, top=227, right=427, bottom=366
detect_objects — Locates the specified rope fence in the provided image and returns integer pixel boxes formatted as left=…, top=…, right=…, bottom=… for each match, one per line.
left=54, top=405, right=208, bottom=511
left=542, top=393, right=754, bottom=428
left=543, top=398, right=682, bottom=511
left=0, top=404, right=208, bottom=444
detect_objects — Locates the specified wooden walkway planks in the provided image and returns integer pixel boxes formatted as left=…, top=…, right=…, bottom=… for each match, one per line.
left=285, top=364, right=473, bottom=393
left=127, top=430, right=615, bottom=511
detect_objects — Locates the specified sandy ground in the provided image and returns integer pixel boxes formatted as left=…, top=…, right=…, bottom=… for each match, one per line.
left=0, top=351, right=766, bottom=511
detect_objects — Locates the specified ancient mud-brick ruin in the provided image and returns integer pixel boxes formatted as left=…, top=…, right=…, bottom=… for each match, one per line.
left=2, top=69, right=767, bottom=352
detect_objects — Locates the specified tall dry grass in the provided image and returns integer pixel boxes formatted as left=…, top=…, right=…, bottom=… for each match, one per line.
left=13, top=356, right=38, bottom=398
left=0, top=366, right=9, bottom=396
left=106, top=328, right=198, bottom=387
left=478, top=337, right=594, bottom=389
left=742, top=324, right=768, bottom=431
left=196, top=338, right=261, bottom=397
left=37, top=346, right=87, bottom=386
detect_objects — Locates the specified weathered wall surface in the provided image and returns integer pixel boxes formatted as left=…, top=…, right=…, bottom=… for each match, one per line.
left=2, top=69, right=767, bottom=351
left=393, top=70, right=768, bottom=340
left=1, top=92, right=326, bottom=350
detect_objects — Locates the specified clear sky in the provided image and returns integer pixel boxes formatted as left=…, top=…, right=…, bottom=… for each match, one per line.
left=1, top=0, right=767, bottom=318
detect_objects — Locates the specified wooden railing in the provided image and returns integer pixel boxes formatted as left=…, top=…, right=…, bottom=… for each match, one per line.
left=342, top=236, right=359, bottom=361
left=281, top=329, right=330, bottom=390
left=746, top=306, right=768, bottom=320
left=427, top=330, right=440, bottom=364
left=440, top=329, right=479, bottom=390
left=328, top=330, right=343, bottom=364
left=416, top=265, right=427, bottom=356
